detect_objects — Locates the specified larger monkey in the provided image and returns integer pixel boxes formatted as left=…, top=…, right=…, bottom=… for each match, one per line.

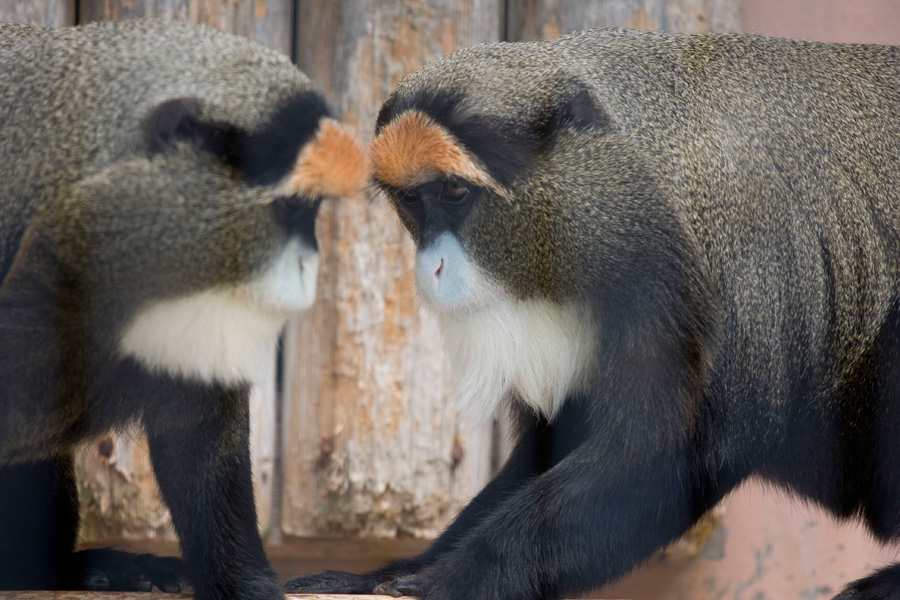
left=286, top=28, right=900, bottom=600
left=0, top=19, right=367, bottom=599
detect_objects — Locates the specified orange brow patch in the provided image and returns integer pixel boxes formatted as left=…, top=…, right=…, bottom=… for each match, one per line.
left=371, top=111, right=500, bottom=193
left=282, top=118, right=369, bottom=198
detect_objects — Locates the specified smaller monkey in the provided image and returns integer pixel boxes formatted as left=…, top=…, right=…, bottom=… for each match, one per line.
left=287, top=27, right=900, bottom=600
left=0, top=19, right=368, bottom=600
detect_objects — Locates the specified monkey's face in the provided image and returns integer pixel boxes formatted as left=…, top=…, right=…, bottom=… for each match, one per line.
left=47, top=93, right=368, bottom=385
left=371, top=64, right=612, bottom=418
left=392, top=179, right=504, bottom=312
left=372, top=110, right=515, bottom=313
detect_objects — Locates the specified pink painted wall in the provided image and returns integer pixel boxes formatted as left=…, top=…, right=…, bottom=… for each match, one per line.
left=743, top=0, right=900, bottom=44
left=594, top=482, right=900, bottom=599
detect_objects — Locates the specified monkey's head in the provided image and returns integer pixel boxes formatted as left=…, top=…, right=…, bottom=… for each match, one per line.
left=370, top=43, right=639, bottom=418
left=7, top=21, right=369, bottom=385
left=370, top=41, right=636, bottom=312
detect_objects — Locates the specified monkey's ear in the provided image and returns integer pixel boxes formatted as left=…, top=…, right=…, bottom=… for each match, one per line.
left=545, top=84, right=609, bottom=135
left=145, top=97, right=206, bottom=154
left=145, top=98, right=239, bottom=165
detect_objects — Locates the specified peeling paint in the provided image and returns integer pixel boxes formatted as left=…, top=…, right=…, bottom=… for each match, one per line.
left=699, top=525, right=728, bottom=561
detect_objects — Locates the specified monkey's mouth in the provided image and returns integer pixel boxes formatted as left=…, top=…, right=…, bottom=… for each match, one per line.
left=415, top=234, right=502, bottom=313
left=237, top=240, right=320, bottom=314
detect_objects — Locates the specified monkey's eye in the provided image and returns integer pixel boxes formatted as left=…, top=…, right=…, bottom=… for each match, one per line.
left=442, top=180, right=469, bottom=202
left=440, top=180, right=474, bottom=219
left=399, top=189, right=421, bottom=207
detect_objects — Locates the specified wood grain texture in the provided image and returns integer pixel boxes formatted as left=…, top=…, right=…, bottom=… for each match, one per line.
left=78, top=0, right=293, bottom=56
left=0, top=0, right=75, bottom=27
left=281, top=0, right=502, bottom=538
left=506, top=0, right=741, bottom=41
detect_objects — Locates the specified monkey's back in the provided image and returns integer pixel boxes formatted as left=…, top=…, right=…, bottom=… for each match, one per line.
left=582, top=30, right=900, bottom=413
left=583, top=30, right=900, bottom=413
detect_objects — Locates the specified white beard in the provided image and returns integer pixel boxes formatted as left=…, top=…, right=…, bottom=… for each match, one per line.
left=119, top=240, right=317, bottom=385
left=439, top=298, right=597, bottom=420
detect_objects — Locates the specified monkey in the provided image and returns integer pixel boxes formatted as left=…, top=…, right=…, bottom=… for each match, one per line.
left=284, top=27, right=900, bottom=600
left=0, top=19, right=367, bottom=599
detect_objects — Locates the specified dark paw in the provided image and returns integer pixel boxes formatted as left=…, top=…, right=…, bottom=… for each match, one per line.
left=68, top=548, right=185, bottom=593
left=835, top=564, right=900, bottom=600
left=374, top=575, right=427, bottom=598
left=284, top=570, right=381, bottom=595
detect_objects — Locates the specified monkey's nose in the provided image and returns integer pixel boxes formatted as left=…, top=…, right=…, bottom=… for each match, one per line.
left=434, top=258, right=444, bottom=279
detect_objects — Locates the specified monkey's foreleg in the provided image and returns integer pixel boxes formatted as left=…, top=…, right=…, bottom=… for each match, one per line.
left=145, top=383, right=281, bottom=600
left=376, top=443, right=712, bottom=600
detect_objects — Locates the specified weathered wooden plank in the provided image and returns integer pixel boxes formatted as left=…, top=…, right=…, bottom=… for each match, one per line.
left=77, top=0, right=293, bottom=57
left=281, top=0, right=502, bottom=538
left=506, top=0, right=741, bottom=41
left=0, top=0, right=75, bottom=27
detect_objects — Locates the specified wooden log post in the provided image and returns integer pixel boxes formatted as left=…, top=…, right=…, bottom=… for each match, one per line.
left=280, top=0, right=501, bottom=538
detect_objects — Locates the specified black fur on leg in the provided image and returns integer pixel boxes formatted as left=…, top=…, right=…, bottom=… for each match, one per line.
left=141, top=371, right=282, bottom=600
left=0, top=454, right=187, bottom=593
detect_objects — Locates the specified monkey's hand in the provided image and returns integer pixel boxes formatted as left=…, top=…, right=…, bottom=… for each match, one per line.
left=64, top=549, right=185, bottom=593
left=284, top=570, right=390, bottom=595
left=373, top=574, right=427, bottom=598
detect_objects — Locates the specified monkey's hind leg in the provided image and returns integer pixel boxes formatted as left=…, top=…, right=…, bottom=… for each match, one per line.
left=0, top=456, right=183, bottom=592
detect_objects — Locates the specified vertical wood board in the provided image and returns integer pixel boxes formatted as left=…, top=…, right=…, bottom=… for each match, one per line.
left=282, top=0, right=502, bottom=537
left=78, top=0, right=293, bottom=56
left=0, top=0, right=75, bottom=27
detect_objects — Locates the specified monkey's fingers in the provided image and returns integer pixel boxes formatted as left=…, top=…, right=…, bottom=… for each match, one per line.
left=284, top=570, right=381, bottom=594
left=68, top=549, right=185, bottom=593
left=132, top=553, right=186, bottom=593
left=373, top=575, right=426, bottom=598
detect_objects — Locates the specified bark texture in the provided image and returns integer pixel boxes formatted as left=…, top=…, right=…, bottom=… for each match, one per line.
left=281, top=0, right=501, bottom=538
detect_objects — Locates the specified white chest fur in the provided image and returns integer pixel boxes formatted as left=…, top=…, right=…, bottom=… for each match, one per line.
left=439, top=298, right=597, bottom=420
left=119, top=241, right=318, bottom=385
